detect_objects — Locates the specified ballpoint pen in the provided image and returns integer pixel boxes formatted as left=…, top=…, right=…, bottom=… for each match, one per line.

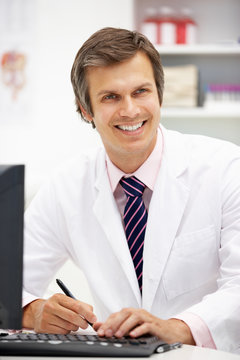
left=56, top=278, right=94, bottom=327
left=156, top=342, right=182, bottom=353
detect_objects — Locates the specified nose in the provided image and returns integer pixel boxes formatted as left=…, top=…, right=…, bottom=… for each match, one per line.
left=119, top=96, right=140, bottom=119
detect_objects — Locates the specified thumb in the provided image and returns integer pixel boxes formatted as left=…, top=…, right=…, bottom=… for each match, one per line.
left=93, top=321, right=103, bottom=331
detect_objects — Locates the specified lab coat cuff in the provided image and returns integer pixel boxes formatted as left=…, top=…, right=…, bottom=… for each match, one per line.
left=22, top=291, right=40, bottom=308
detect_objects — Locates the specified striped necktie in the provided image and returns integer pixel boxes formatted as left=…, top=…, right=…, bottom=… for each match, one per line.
left=120, top=176, right=148, bottom=293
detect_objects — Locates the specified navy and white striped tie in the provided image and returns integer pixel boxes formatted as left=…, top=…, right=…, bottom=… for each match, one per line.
left=120, top=176, right=148, bottom=293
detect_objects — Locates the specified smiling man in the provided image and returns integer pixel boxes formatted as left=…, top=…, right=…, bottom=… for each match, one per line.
left=82, top=51, right=160, bottom=173
left=22, top=27, right=240, bottom=353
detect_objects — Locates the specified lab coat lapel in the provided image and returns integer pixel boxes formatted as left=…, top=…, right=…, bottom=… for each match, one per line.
left=93, top=153, right=141, bottom=306
left=142, top=128, right=190, bottom=311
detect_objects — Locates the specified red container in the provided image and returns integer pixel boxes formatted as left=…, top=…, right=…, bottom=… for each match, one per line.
left=177, top=8, right=197, bottom=44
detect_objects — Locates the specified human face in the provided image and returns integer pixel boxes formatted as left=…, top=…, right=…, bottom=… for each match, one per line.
left=84, top=51, right=161, bottom=171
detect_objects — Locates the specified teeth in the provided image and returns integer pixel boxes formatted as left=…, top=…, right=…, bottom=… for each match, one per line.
left=117, top=122, right=143, bottom=131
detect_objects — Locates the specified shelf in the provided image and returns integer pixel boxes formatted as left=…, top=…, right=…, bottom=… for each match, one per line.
left=161, top=107, right=240, bottom=119
left=155, top=44, right=240, bottom=55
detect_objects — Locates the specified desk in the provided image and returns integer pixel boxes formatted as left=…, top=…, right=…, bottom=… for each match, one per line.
left=0, top=345, right=239, bottom=360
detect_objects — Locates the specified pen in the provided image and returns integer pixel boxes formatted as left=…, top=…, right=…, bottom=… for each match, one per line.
left=56, top=278, right=94, bottom=327
left=156, top=342, right=182, bottom=353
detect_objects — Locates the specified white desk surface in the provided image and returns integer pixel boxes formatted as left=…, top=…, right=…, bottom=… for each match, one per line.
left=0, top=345, right=239, bottom=360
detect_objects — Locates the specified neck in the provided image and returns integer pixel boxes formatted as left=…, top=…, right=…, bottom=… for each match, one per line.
left=112, top=155, right=146, bottom=174
left=108, top=142, right=157, bottom=174
left=105, top=130, right=158, bottom=173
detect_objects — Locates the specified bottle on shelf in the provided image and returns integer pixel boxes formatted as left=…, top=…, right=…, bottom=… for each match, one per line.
left=204, top=83, right=240, bottom=108
left=158, top=6, right=177, bottom=45
left=176, top=8, right=197, bottom=45
left=141, top=7, right=158, bottom=44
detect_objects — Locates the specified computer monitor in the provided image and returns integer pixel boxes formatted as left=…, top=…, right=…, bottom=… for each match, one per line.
left=0, top=165, right=24, bottom=329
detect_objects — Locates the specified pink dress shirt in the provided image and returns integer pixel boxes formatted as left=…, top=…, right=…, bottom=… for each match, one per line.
left=106, top=127, right=216, bottom=349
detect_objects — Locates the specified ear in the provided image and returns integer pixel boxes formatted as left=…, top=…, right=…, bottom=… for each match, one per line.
left=78, top=103, right=94, bottom=123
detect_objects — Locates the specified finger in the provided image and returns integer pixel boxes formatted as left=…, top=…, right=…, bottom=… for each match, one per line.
left=93, top=322, right=103, bottom=331
left=51, top=294, right=96, bottom=326
left=114, top=309, right=152, bottom=338
left=114, top=314, right=142, bottom=338
left=57, top=295, right=97, bottom=324
left=54, top=303, right=90, bottom=329
left=97, top=308, right=133, bottom=337
left=34, top=311, right=79, bottom=334
left=54, top=314, right=82, bottom=332
left=36, top=305, right=81, bottom=333
left=77, top=302, right=97, bottom=325
left=36, top=320, right=73, bottom=334
left=44, top=296, right=90, bottom=329
left=129, top=322, right=157, bottom=338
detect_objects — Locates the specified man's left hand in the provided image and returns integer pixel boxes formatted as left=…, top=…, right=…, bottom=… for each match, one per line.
left=93, top=308, right=195, bottom=345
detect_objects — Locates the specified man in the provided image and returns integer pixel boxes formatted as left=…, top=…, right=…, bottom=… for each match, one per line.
left=22, top=27, right=240, bottom=353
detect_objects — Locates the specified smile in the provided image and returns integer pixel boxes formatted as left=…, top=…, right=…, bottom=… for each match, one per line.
left=116, top=122, right=144, bottom=131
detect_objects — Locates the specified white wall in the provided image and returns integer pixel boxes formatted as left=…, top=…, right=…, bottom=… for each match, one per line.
left=0, top=0, right=134, bottom=305
left=0, top=0, right=134, bottom=203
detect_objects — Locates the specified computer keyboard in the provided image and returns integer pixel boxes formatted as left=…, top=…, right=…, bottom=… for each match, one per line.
left=0, top=332, right=181, bottom=357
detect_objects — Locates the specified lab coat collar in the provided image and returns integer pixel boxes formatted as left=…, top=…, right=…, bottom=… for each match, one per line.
left=142, top=126, right=190, bottom=311
left=93, top=151, right=141, bottom=306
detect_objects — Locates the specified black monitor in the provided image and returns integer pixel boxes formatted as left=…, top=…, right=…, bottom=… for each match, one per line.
left=0, top=165, right=24, bottom=329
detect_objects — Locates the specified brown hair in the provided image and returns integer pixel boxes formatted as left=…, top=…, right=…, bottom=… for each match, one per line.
left=71, top=27, right=164, bottom=125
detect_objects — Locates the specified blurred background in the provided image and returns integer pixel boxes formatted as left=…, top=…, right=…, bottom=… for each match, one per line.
left=0, top=0, right=240, bottom=305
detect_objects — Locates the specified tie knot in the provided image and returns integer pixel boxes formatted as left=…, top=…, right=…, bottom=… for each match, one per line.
left=120, top=176, right=146, bottom=197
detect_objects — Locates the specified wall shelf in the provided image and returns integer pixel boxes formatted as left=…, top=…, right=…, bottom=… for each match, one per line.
left=155, top=44, right=240, bottom=55
left=161, top=107, right=240, bottom=119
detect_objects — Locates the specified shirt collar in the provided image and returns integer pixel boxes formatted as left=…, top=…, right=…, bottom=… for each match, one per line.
left=106, top=127, right=164, bottom=192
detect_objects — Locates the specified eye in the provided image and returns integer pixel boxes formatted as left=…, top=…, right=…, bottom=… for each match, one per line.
left=103, top=94, right=118, bottom=100
left=134, top=88, right=148, bottom=95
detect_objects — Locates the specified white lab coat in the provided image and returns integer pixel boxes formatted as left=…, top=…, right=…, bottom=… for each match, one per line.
left=23, top=126, right=240, bottom=353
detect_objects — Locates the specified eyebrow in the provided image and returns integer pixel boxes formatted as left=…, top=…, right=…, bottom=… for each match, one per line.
left=96, top=82, right=154, bottom=97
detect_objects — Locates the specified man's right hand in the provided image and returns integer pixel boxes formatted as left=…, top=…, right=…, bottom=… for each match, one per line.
left=22, top=293, right=97, bottom=334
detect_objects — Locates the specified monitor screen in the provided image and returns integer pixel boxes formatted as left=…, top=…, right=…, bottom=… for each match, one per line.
left=0, top=165, right=24, bottom=329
